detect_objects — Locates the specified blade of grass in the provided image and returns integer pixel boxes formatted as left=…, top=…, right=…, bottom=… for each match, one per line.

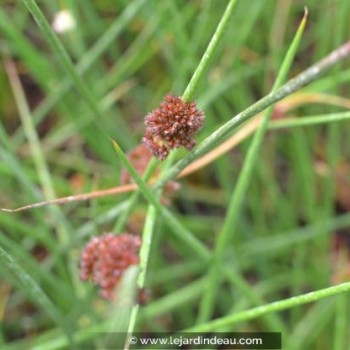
left=196, top=9, right=308, bottom=324
left=269, top=111, right=350, bottom=129
left=125, top=204, right=157, bottom=347
left=185, top=281, right=350, bottom=332
left=113, top=158, right=158, bottom=233
left=182, top=0, right=240, bottom=102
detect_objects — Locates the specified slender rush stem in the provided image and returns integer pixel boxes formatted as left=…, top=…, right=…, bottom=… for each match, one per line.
left=156, top=40, right=350, bottom=189
left=125, top=205, right=157, bottom=347
left=114, top=158, right=158, bottom=233
left=182, top=0, right=239, bottom=102
left=185, top=281, right=350, bottom=332
left=269, top=111, right=350, bottom=129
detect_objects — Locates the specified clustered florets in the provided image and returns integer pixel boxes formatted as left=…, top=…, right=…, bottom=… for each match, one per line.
left=143, top=95, right=205, bottom=160
left=79, top=233, right=141, bottom=300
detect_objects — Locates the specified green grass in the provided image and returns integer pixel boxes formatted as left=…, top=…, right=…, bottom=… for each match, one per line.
left=1, top=1, right=350, bottom=349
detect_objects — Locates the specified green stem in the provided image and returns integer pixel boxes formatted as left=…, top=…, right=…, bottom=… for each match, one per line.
left=126, top=155, right=177, bottom=338
left=125, top=204, right=157, bottom=344
left=114, top=158, right=159, bottom=233
left=185, top=281, right=350, bottom=332
left=269, top=111, right=350, bottom=129
left=182, top=0, right=239, bottom=102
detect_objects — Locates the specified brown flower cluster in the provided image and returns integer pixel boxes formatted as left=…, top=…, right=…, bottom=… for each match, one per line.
left=79, top=233, right=141, bottom=300
left=143, top=95, right=205, bottom=160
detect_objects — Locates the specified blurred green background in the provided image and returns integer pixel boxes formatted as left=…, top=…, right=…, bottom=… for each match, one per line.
left=1, top=0, right=350, bottom=349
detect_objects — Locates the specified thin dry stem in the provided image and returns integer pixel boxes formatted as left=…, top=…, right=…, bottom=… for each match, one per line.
left=0, top=184, right=137, bottom=212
